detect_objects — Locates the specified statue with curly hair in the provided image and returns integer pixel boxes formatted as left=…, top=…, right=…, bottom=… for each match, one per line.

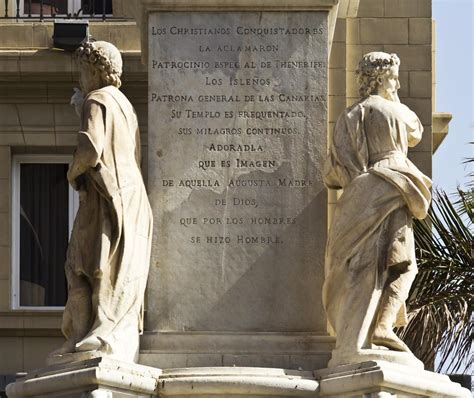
left=48, top=41, right=153, bottom=364
left=323, top=52, right=431, bottom=367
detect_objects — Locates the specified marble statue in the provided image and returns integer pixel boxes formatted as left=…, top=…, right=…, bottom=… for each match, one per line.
left=49, top=41, right=153, bottom=364
left=322, top=52, right=432, bottom=367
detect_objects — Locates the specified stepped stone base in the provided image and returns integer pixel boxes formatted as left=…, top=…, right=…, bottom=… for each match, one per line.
left=6, top=358, right=471, bottom=398
left=315, top=360, right=471, bottom=398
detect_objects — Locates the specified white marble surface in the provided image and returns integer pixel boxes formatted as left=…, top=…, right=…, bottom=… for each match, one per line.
left=323, top=52, right=431, bottom=367
left=49, top=41, right=153, bottom=365
left=315, top=360, right=471, bottom=398
left=7, top=359, right=471, bottom=397
left=6, top=357, right=161, bottom=398
left=147, top=12, right=329, bottom=341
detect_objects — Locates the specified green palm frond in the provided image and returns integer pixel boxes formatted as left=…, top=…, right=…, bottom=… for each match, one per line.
left=397, top=188, right=473, bottom=373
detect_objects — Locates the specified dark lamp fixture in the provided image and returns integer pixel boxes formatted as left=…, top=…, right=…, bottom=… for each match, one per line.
left=53, top=19, right=90, bottom=51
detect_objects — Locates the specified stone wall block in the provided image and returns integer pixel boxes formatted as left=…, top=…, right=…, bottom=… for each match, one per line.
left=0, top=105, right=21, bottom=133
left=223, top=354, right=291, bottom=369
left=89, top=23, right=111, bottom=42
left=0, top=279, right=10, bottom=311
left=32, top=23, right=53, bottom=48
left=346, top=18, right=360, bottom=44
left=333, top=18, right=346, bottom=43
left=384, top=45, right=431, bottom=71
left=19, top=50, right=73, bottom=79
left=0, top=212, right=9, bottom=247
left=409, top=71, right=432, bottom=98
left=0, top=134, right=25, bottom=146
left=0, top=178, right=8, bottom=213
left=384, top=0, right=431, bottom=17
left=409, top=18, right=432, bottom=44
left=0, top=51, right=20, bottom=78
left=0, top=82, right=48, bottom=103
left=289, top=354, right=332, bottom=370
left=357, top=0, right=384, bottom=17
left=0, top=245, right=10, bottom=280
left=109, top=23, right=141, bottom=51
left=0, top=337, right=23, bottom=373
left=140, top=353, right=224, bottom=368
left=0, top=146, right=10, bottom=181
left=329, top=96, right=347, bottom=123
left=55, top=133, right=77, bottom=146
left=360, top=18, right=409, bottom=44
left=47, top=83, right=76, bottom=103
left=397, top=71, right=409, bottom=98
left=408, top=151, right=432, bottom=177
left=24, top=133, right=55, bottom=146
left=414, top=124, right=433, bottom=153
left=54, top=104, right=78, bottom=129
left=346, top=70, right=359, bottom=98
left=23, top=337, right=65, bottom=372
left=329, top=69, right=346, bottom=97
left=0, top=24, right=33, bottom=48
left=346, top=44, right=383, bottom=71
left=17, top=103, right=54, bottom=131
left=402, top=98, right=432, bottom=125
left=329, top=42, right=346, bottom=69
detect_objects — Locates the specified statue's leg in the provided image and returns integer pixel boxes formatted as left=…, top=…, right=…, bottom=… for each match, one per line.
left=74, top=270, right=108, bottom=353
left=334, top=252, right=382, bottom=353
left=59, top=262, right=92, bottom=353
left=372, top=264, right=416, bottom=352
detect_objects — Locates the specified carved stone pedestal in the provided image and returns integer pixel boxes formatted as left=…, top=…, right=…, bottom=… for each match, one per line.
left=315, top=360, right=471, bottom=398
left=5, top=358, right=161, bottom=398
left=7, top=359, right=471, bottom=397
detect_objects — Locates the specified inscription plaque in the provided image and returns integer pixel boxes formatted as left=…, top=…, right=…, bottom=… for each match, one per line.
left=148, top=12, right=328, bottom=332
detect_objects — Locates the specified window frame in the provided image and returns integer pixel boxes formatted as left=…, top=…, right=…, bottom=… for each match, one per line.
left=18, top=0, right=112, bottom=17
left=18, top=0, right=81, bottom=16
left=11, top=154, right=78, bottom=311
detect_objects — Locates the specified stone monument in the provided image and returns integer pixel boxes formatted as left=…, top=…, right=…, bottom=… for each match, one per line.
left=5, top=2, right=472, bottom=398
left=323, top=51, right=432, bottom=368
left=46, top=40, right=154, bottom=365
left=144, top=9, right=331, bottom=369
left=7, top=41, right=163, bottom=398
left=313, top=51, right=469, bottom=397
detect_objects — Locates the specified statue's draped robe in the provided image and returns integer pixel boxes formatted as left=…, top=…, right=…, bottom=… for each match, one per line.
left=63, top=85, right=152, bottom=361
left=323, top=95, right=431, bottom=352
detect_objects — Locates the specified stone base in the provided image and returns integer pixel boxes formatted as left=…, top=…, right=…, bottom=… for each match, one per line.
left=6, top=358, right=471, bottom=397
left=315, top=360, right=471, bottom=398
left=5, top=357, right=161, bottom=398
left=158, top=367, right=319, bottom=397
left=328, top=348, right=424, bottom=369
left=139, top=332, right=334, bottom=370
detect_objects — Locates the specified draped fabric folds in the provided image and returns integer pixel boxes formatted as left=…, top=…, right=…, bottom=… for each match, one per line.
left=62, top=86, right=153, bottom=362
left=323, top=95, right=431, bottom=351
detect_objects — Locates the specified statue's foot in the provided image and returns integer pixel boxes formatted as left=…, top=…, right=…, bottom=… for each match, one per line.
left=372, top=329, right=410, bottom=352
left=49, top=340, right=76, bottom=356
left=75, top=335, right=102, bottom=352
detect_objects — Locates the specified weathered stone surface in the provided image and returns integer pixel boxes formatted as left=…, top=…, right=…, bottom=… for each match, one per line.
left=6, top=357, right=161, bottom=398
left=323, top=52, right=431, bottom=368
left=147, top=12, right=328, bottom=333
left=315, top=360, right=471, bottom=398
left=49, top=41, right=153, bottom=365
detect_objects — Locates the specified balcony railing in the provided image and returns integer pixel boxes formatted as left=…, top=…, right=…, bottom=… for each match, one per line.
left=2, top=0, right=120, bottom=21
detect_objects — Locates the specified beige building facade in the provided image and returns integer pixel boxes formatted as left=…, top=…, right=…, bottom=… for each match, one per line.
left=0, top=0, right=450, bottom=387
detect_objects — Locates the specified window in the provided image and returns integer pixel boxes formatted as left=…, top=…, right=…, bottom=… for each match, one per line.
left=20, top=0, right=112, bottom=17
left=11, top=155, right=79, bottom=310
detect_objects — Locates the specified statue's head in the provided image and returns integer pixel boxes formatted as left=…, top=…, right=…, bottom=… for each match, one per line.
left=75, top=41, right=123, bottom=94
left=356, top=52, right=400, bottom=100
